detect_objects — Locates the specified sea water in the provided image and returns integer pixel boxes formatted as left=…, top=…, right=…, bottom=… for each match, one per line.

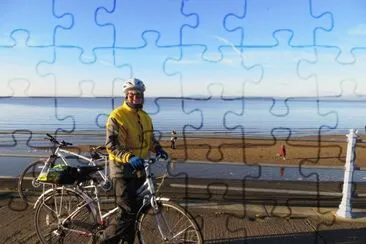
left=1, top=96, right=366, bottom=178
left=1, top=96, right=366, bottom=137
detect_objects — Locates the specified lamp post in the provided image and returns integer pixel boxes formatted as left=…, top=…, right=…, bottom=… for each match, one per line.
left=336, top=129, right=359, bottom=218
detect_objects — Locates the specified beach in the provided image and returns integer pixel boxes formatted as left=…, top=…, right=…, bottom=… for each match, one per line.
left=161, top=134, right=366, bottom=168
left=63, top=133, right=366, bottom=168
left=3, top=97, right=366, bottom=170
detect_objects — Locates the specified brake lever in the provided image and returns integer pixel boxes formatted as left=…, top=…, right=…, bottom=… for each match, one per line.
left=60, top=140, right=73, bottom=146
left=155, top=155, right=162, bottom=162
left=149, top=158, right=156, bottom=164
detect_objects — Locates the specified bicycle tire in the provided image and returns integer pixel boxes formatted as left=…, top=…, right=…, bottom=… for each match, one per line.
left=34, top=187, right=98, bottom=243
left=18, top=160, right=51, bottom=205
left=137, top=200, right=203, bottom=244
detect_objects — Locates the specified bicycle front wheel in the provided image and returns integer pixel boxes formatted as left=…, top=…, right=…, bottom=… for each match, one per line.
left=137, top=200, right=203, bottom=244
left=35, top=187, right=97, bottom=243
left=18, top=160, right=51, bottom=205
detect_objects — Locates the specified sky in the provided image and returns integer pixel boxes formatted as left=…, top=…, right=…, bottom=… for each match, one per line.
left=0, top=0, right=365, bottom=98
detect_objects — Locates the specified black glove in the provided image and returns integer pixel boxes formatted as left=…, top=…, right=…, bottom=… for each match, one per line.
left=156, top=147, right=169, bottom=160
left=128, top=156, right=145, bottom=170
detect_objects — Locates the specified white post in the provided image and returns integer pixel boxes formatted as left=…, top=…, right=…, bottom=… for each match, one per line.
left=336, top=129, right=358, bottom=218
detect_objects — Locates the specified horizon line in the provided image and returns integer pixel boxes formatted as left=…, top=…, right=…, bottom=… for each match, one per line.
left=1, top=95, right=365, bottom=101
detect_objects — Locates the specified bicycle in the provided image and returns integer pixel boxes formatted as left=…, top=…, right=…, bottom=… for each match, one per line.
left=18, top=133, right=111, bottom=205
left=33, top=155, right=203, bottom=243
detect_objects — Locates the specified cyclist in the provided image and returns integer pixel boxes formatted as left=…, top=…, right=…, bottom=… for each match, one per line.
left=94, top=78, right=168, bottom=244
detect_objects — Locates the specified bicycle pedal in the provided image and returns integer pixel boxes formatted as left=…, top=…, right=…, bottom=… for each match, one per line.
left=101, top=181, right=112, bottom=191
left=52, top=229, right=62, bottom=236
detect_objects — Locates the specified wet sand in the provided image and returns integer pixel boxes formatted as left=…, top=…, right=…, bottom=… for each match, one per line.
left=54, top=134, right=366, bottom=168
left=162, top=134, right=366, bottom=168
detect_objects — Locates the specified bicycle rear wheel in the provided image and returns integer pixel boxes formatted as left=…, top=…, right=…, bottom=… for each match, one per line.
left=35, top=187, right=97, bottom=243
left=137, top=200, right=203, bottom=243
left=18, top=160, right=51, bottom=205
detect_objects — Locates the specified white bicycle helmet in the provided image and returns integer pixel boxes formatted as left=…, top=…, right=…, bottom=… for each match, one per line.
left=122, top=78, right=146, bottom=94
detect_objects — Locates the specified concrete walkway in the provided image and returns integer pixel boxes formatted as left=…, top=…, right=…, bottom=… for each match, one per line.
left=2, top=191, right=366, bottom=244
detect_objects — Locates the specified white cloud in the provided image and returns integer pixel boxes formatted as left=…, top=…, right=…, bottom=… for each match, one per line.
left=221, top=58, right=234, bottom=65
left=81, top=55, right=96, bottom=63
left=213, top=35, right=243, bottom=56
left=172, top=59, right=200, bottom=65
left=348, top=24, right=366, bottom=36
left=99, top=59, right=114, bottom=66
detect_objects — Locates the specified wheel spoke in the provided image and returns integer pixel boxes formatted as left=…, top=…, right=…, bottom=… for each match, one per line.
left=35, top=188, right=97, bottom=243
left=18, top=160, right=48, bottom=205
left=138, top=201, right=202, bottom=243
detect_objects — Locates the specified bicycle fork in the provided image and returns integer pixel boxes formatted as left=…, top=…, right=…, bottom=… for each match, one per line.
left=150, top=197, right=173, bottom=241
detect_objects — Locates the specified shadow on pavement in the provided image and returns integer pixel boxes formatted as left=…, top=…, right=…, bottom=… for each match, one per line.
left=205, top=227, right=366, bottom=243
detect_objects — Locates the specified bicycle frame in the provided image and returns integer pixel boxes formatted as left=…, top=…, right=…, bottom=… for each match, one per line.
left=34, top=135, right=200, bottom=242
left=34, top=157, right=170, bottom=226
left=38, top=146, right=110, bottom=186
left=34, top=156, right=178, bottom=244
left=58, top=147, right=109, bottom=183
left=88, top=158, right=171, bottom=226
left=35, top=186, right=99, bottom=236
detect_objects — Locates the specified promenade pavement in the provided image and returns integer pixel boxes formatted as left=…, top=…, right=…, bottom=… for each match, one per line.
left=1, top=189, right=366, bottom=244
left=2, top=158, right=366, bottom=243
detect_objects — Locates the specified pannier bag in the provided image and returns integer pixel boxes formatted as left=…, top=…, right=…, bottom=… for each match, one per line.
left=37, top=164, right=79, bottom=185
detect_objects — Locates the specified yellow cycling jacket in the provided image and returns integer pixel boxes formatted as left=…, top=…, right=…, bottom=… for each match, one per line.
left=105, top=102, right=161, bottom=177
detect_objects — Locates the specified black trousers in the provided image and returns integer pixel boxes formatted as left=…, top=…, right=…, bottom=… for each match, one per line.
left=99, top=175, right=145, bottom=244
left=170, top=140, right=176, bottom=149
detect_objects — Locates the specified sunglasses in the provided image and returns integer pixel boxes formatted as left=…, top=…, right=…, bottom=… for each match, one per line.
left=127, top=91, right=143, bottom=98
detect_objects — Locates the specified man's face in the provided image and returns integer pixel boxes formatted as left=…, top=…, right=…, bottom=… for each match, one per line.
left=126, top=89, right=143, bottom=105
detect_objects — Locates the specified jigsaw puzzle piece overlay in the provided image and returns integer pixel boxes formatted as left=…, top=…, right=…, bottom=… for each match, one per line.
left=221, top=144, right=338, bottom=238
left=5, top=80, right=30, bottom=98
left=0, top=98, right=75, bottom=149
left=0, top=0, right=72, bottom=46
left=286, top=178, right=337, bottom=244
left=147, top=97, right=201, bottom=156
left=312, top=0, right=366, bottom=62
left=224, top=0, right=333, bottom=46
left=37, top=47, right=131, bottom=97
left=114, top=32, right=182, bottom=97
left=298, top=47, right=366, bottom=97
left=164, top=45, right=263, bottom=97
left=0, top=130, right=42, bottom=177
left=182, top=83, right=250, bottom=164
left=53, top=97, right=112, bottom=132
left=96, top=0, right=197, bottom=48
left=225, top=177, right=337, bottom=240
left=224, top=178, right=287, bottom=235
left=0, top=130, right=33, bottom=151
left=181, top=0, right=245, bottom=61
left=225, top=97, right=339, bottom=166
left=298, top=47, right=366, bottom=133
left=37, top=47, right=130, bottom=131
left=241, top=31, right=322, bottom=113
left=316, top=87, right=366, bottom=136
left=0, top=31, right=54, bottom=96
left=53, top=0, right=115, bottom=61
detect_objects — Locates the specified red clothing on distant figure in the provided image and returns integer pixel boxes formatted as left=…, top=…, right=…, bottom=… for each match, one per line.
left=280, top=145, right=286, bottom=158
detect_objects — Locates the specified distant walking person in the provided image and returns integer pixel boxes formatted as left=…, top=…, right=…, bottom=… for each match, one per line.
left=170, top=129, right=177, bottom=149
left=280, top=144, right=286, bottom=160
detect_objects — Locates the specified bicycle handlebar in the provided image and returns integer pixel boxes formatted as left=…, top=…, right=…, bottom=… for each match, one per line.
left=45, top=133, right=73, bottom=147
left=129, top=154, right=166, bottom=175
left=145, top=154, right=166, bottom=165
